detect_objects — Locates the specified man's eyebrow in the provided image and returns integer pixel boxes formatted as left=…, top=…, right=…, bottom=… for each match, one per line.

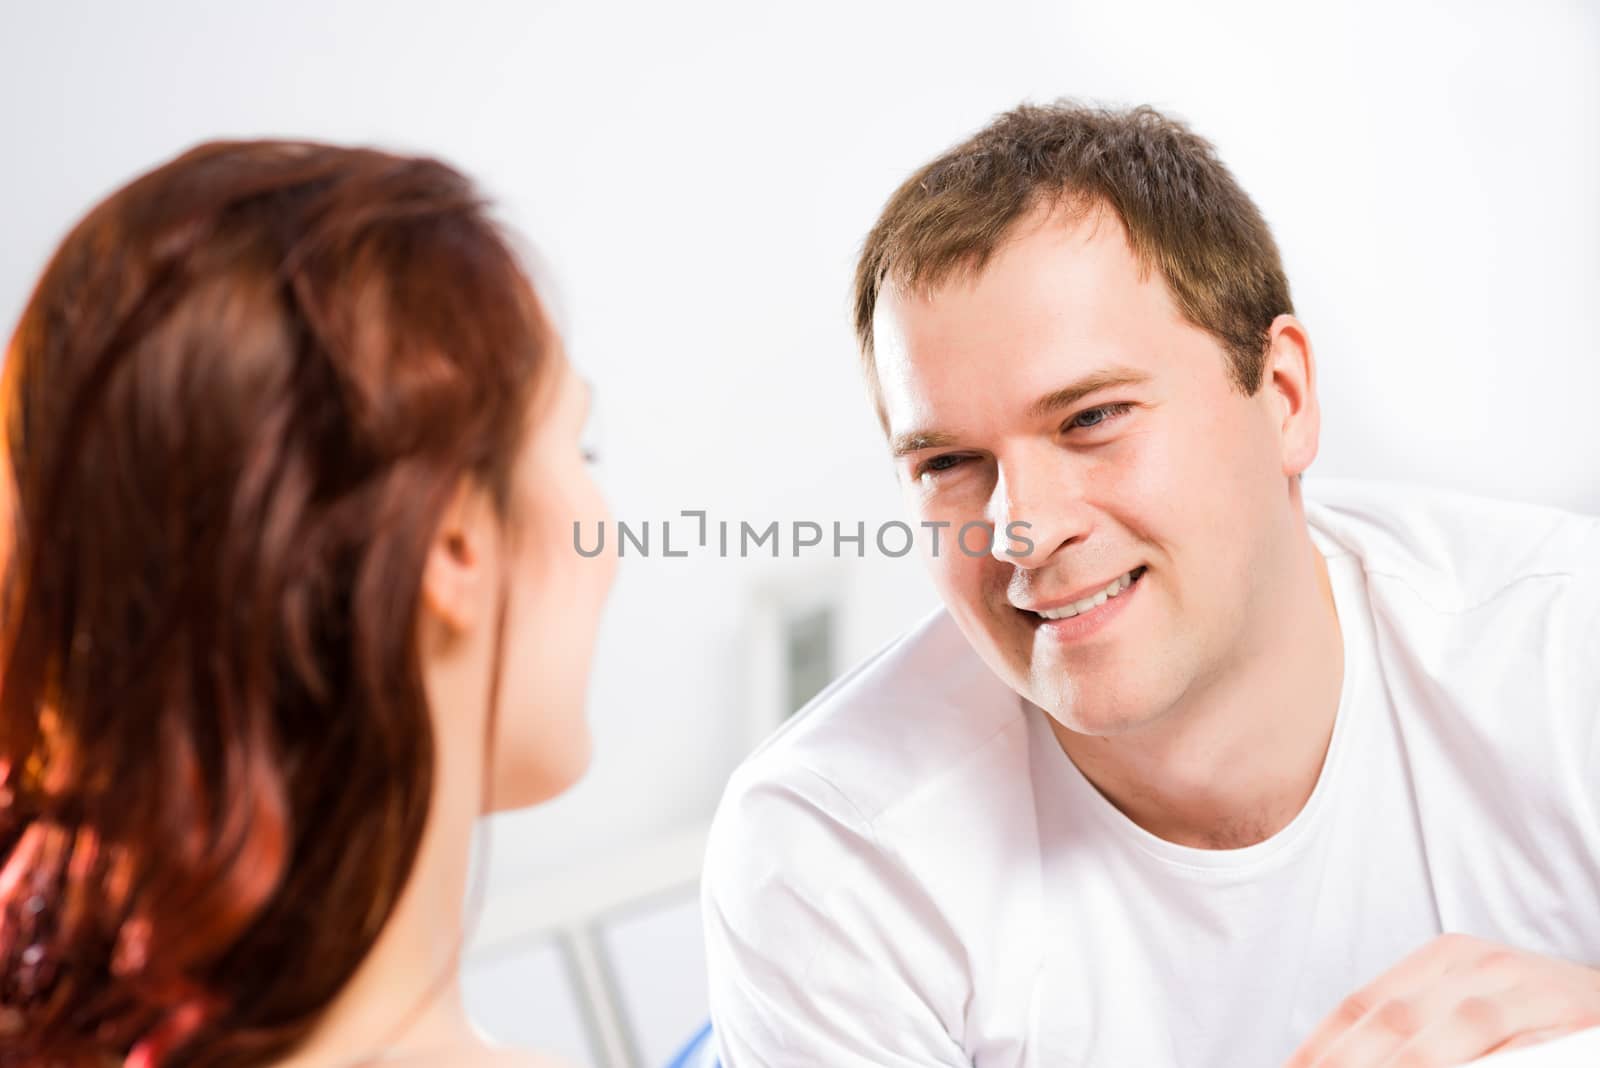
left=889, top=429, right=962, bottom=459
left=1028, top=367, right=1151, bottom=418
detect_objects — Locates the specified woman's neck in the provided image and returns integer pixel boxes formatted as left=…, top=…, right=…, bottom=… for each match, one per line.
left=270, top=734, right=487, bottom=1066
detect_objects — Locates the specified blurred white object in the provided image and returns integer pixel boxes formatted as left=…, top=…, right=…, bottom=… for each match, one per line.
left=596, top=890, right=710, bottom=1066
left=465, top=936, right=600, bottom=1066
left=467, top=824, right=711, bottom=1067
left=741, top=563, right=849, bottom=751
left=1466, top=1026, right=1600, bottom=1066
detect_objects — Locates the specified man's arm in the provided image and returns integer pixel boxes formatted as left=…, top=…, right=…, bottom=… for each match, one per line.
left=701, top=768, right=970, bottom=1068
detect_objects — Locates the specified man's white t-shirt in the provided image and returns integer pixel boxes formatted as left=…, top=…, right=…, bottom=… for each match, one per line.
left=701, top=479, right=1600, bottom=1068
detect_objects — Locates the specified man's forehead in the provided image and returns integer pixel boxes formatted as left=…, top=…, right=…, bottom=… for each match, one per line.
left=871, top=283, right=949, bottom=432
left=868, top=200, right=1193, bottom=443
left=876, top=205, right=1155, bottom=339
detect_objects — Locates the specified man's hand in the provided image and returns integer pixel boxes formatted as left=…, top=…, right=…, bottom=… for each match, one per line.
left=1284, top=933, right=1600, bottom=1067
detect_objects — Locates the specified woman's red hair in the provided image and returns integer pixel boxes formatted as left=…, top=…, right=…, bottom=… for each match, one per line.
left=0, top=141, right=553, bottom=1066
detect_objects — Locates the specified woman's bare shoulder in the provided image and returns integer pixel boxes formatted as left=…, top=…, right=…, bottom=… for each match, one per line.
left=271, top=1045, right=575, bottom=1068
left=449, top=1047, right=575, bottom=1068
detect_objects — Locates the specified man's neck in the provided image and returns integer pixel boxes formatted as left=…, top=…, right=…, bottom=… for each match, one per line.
left=1050, top=538, right=1345, bottom=851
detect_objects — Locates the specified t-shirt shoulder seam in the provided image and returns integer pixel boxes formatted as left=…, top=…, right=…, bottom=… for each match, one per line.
left=790, top=761, right=878, bottom=838
left=1363, top=562, right=1585, bottom=617
left=784, top=711, right=1028, bottom=829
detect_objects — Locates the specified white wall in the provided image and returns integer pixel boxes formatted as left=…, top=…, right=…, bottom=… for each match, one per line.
left=3, top=0, right=1596, bottom=900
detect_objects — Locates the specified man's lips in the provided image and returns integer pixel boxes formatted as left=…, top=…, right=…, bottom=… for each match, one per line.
left=1013, top=565, right=1148, bottom=616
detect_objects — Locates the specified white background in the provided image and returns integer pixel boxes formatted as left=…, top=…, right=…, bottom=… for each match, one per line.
left=3, top=0, right=1596, bottom=929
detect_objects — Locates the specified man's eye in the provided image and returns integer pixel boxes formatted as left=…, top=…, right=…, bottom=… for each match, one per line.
left=1068, top=403, right=1133, bottom=432
left=918, top=454, right=967, bottom=478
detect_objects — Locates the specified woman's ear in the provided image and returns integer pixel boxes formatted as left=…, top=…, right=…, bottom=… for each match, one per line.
left=420, top=479, right=496, bottom=636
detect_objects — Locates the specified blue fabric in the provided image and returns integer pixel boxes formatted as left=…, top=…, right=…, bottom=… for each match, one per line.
left=663, top=1019, right=719, bottom=1068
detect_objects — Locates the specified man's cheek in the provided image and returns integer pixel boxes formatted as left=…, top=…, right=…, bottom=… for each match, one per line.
left=1096, top=429, right=1175, bottom=506
left=926, top=551, right=977, bottom=607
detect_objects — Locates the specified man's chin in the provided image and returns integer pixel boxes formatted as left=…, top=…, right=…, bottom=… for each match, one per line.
left=1024, top=674, right=1156, bottom=738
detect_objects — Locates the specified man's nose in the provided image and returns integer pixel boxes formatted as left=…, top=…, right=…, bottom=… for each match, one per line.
left=987, top=459, right=1093, bottom=568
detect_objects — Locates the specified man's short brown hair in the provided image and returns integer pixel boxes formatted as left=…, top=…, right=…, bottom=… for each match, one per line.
left=853, top=102, right=1294, bottom=423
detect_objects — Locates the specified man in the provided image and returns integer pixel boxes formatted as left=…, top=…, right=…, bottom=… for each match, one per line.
left=701, top=102, right=1600, bottom=1067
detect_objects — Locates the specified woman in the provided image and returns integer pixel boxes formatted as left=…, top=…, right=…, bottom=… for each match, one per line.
left=0, top=141, right=615, bottom=1066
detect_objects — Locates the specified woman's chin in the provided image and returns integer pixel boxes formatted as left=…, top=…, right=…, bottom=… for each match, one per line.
left=487, top=724, right=594, bottom=813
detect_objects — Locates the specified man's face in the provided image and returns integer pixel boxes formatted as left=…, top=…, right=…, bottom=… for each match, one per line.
left=875, top=203, right=1305, bottom=736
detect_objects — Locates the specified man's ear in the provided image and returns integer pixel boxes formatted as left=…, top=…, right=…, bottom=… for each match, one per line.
left=420, top=479, right=496, bottom=636
left=1262, top=313, right=1321, bottom=478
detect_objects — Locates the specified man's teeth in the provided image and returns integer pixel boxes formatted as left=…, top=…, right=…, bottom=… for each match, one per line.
left=1037, top=569, right=1139, bottom=620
